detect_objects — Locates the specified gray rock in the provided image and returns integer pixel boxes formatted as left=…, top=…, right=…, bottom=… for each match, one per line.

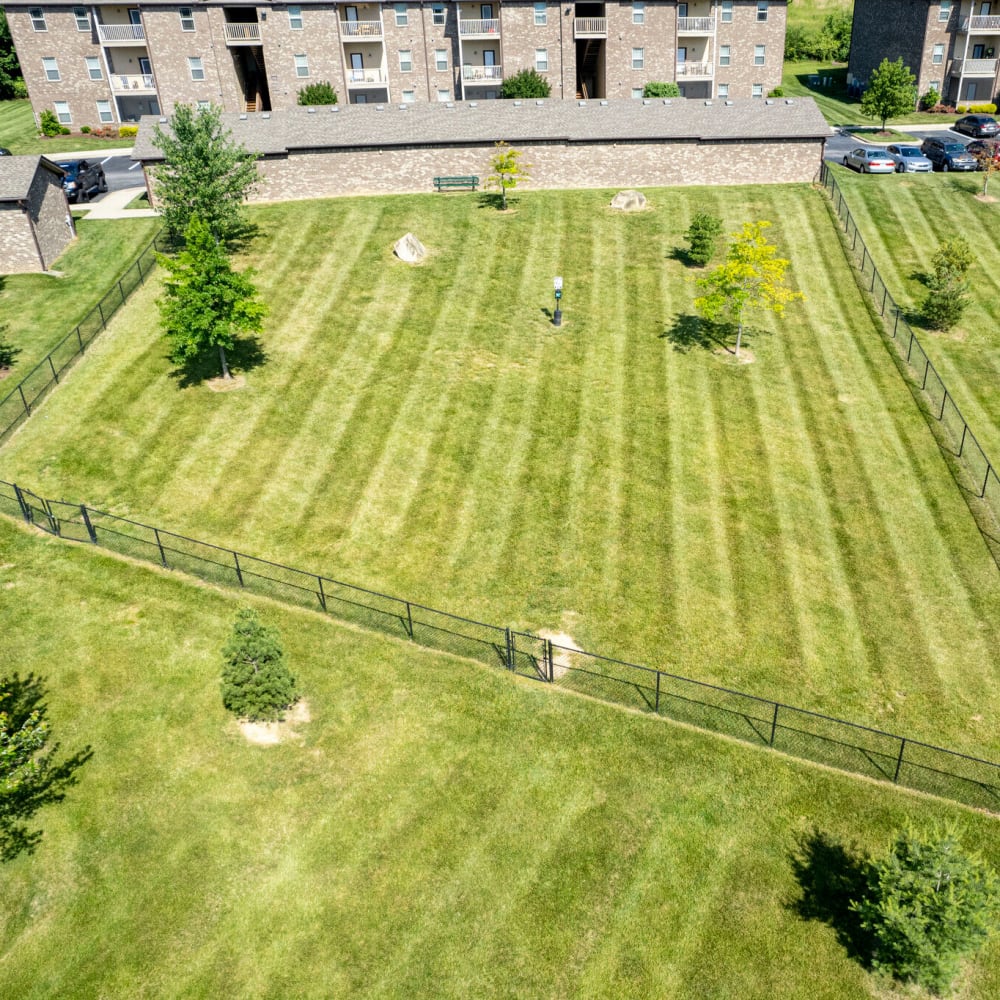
left=610, top=190, right=647, bottom=212
left=394, top=232, right=427, bottom=262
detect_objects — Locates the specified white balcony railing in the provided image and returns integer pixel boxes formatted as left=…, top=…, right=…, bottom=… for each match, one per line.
left=463, top=64, right=502, bottom=81
left=111, top=73, right=155, bottom=92
left=224, top=23, right=261, bottom=44
left=952, top=57, right=999, bottom=76
left=960, top=14, right=1000, bottom=32
left=347, top=68, right=387, bottom=84
left=97, top=23, right=145, bottom=43
left=459, top=18, right=500, bottom=35
left=340, top=20, right=383, bottom=37
left=676, top=60, right=714, bottom=78
left=573, top=17, right=607, bottom=38
left=677, top=15, right=716, bottom=33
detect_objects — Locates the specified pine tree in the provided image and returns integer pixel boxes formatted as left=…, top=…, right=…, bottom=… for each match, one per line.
left=221, top=608, right=298, bottom=722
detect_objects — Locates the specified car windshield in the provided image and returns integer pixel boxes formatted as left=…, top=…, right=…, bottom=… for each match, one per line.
left=944, top=144, right=967, bottom=153
left=899, top=147, right=921, bottom=156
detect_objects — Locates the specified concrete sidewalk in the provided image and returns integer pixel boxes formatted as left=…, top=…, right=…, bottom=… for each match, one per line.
left=73, top=186, right=158, bottom=219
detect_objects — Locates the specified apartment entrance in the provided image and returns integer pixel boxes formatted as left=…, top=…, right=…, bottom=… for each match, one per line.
left=232, top=47, right=271, bottom=112
left=574, top=2, right=607, bottom=98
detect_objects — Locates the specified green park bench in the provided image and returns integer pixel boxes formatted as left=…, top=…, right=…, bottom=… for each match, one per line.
left=433, top=175, right=479, bottom=191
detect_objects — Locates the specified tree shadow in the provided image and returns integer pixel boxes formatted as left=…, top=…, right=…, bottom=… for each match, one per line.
left=668, top=246, right=699, bottom=268
left=167, top=335, right=269, bottom=389
left=787, top=827, right=874, bottom=968
left=660, top=313, right=733, bottom=354
left=158, top=219, right=261, bottom=255
left=0, top=673, right=94, bottom=863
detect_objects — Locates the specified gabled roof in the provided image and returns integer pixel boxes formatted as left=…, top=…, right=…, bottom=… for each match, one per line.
left=0, top=156, right=64, bottom=202
left=133, top=97, right=834, bottom=162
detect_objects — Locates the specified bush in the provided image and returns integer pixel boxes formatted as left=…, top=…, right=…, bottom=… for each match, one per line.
left=13, top=79, right=28, bottom=99
left=38, top=109, right=62, bottom=137
left=923, top=236, right=973, bottom=331
left=919, top=89, right=940, bottom=111
left=643, top=82, right=681, bottom=98
left=221, top=608, right=298, bottom=722
left=79, top=125, right=91, bottom=134
left=499, top=68, right=551, bottom=99
left=685, top=212, right=723, bottom=266
left=59, top=126, right=70, bottom=134
left=956, top=103, right=997, bottom=113
left=118, top=125, right=138, bottom=138
left=768, top=87, right=785, bottom=98
left=297, top=81, right=338, bottom=106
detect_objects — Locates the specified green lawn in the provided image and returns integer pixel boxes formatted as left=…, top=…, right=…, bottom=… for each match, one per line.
left=0, top=98, right=135, bottom=155
left=2, top=517, right=999, bottom=998
left=1, top=186, right=998, bottom=763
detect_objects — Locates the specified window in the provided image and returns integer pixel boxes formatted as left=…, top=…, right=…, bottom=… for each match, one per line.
left=757, top=1, right=768, bottom=21
left=631, top=87, right=643, bottom=98
left=54, top=101, right=71, bottom=124
left=633, top=0, right=645, bottom=23
left=96, top=100, right=113, bottom=123
left=437, top=88, right=450, bottom=100
left=399, top=49, right=412, bottom=71
left=534, top=2, right=547, bottom=25
left=42, top=57, right=60, bottom=81
left=294, top=53, right=309, bottom=77
left=752, top=83, right=763, bottom=98
left=939, top=0, right=952, bottom=20
left=73, top=6, right=89, bottom=30
left=197, top=99, right=211, bottom=109
left=179, top=6, right=195, bottom=30
left=432, top=4, right=445, bottom=25
left=717, top=83, right=729, bottom=98
left=188, top=56, right=205, bottom=80
left=721, top=1, right=733, bottom=23
left=930, top=79, right=941, bottom=92
left=402, top=89, right=415, bottom=102
left=535, top=48, right=548, bottom=71
left=394, top=3, right=408, bottom=26
left=754, top=44, right=766, bottom=66
left=288, top=5, right=303, bottom=28
left=435, top=49, right=448, bottom=71
left=932, top=43, right=945, bottom=64
left=678, top=2, right=687, bottom=15
left=719, top=45, right=730, bottom=67
left=85, top=56, right=102, bottom=80
left=632, top=47, right=644, bottom=69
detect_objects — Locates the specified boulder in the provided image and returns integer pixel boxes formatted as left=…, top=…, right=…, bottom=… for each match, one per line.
left=394, top=232, right=427, bottom=263
left=610, top=190, right=647, bottom=212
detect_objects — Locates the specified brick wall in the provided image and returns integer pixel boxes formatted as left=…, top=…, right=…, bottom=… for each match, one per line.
left=716, top=0, right=785, bottom=97
left=0, top=164, right=73, bottom=274
left=847, top=0, right=931, bottom=91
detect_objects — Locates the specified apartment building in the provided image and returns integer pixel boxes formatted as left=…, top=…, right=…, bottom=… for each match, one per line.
left=3, top=0, right=785, bottom=125
left=849, top=0, right=1000, bottom=106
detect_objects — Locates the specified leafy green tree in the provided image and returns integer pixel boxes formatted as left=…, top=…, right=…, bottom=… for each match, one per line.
left=151, top=103, right=260, bottom=246
left=499, top=68, right=551, bottom=99
left=852, top=826, right=1000, bottom=993
left=297, top=81, right=338, bottom=105
left=486, top=140, right=531, bottom=211
left=971, top=138, right=1000, bottom=197
left=0, top=11, right=22, bottom=100
left=694, top=221, right=804, bottom=357
left=156, top=216, right=267, bottom=380
left=684, top=212, right=723, bottom=266
left=861, top=57, right=917, bottom=132
left=821, top=9, right=853, bottom=62
left=922, top=237, right=973, bottom=331
left=643, top=82, right=681, bottom=98
left=783, top=24, right=812, bottom=62
left=221, top=608, right=298, bottom=722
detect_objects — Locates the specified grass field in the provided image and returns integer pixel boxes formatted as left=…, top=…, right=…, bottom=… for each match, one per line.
left=785, top=0, right=851, bottom=34
left=2, top=516, right=999, bottom=998
left=1, top=186, right=998, bottom=762
left=0, top=98, right=134, bottom=155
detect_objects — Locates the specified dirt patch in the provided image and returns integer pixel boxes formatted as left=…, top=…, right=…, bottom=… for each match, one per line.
left=0, top=367, right=12, bottom=381
left=206, top=374, right=247, bottom=392
left=975, top=193, right=998, bottom=203
left=714, top=346, right=756, bottom=365
left=537, top=629, right=582, bottom=680
left=238, top=699, right=311, bottom=746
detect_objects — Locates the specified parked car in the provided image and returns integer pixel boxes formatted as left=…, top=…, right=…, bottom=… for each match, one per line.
left=56, top=159, right=107, bottom=203
left=920, top=137, right=979, bottom=171
left=842, top=147, right=897, bottom=173
left=886, top=144, right=933, bottom=173
left=953, top=114, right=1000, bottom=138
left=0, top=147, right=11, bottom=156
left=966, top=139, right=1000, bottom=170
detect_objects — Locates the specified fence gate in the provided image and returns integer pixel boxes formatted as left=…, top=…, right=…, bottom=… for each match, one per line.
left=13, top=484, right=58, bottom=535
left=507, top=630, right=552, bottom=681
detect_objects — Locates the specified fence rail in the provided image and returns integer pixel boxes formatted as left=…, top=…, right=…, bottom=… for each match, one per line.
left=4, top=477, right=999, bottom=813
left=819, top=163, right=1000, bottom=557
left=0, top=235, right=162, bottom=446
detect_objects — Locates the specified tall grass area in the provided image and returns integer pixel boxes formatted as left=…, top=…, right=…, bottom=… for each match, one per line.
left=785, top=0, right=851, bottom=34
left=1, top=186, right=999, bottom=760
left=1, top=518, right=999, bottom=998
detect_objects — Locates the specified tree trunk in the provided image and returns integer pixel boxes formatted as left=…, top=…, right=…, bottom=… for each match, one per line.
left=501, top=182, right=507, bottom=211
left=735, top=320, right=743, bottom=357
left=219, top=344, right=232, bottom=380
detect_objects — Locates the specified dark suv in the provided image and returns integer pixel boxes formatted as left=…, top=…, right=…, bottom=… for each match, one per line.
left=919, top=137, right=978, bottom=171
left=57, top=159, right=107, bottom=203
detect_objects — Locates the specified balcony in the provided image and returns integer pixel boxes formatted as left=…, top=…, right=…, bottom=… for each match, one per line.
left=340, top=20, right=383, bottom=38
left=97, top=23, right=145, bottom=44
left=110, top=73, right=156, bottom=94
left=459, top=18, right=500, bottom=37
left=573, top=17, right=607, bottom=38
left=677, top=15, right=716, bottom=34
left=960, top=14, right=1000, bottom=33
left=463, top=64, right=502, bottom=82
left=676, top=61, right=713, bottom=79
left=952, top=57, right=999, bottom=76
left=224, top=23, right=261, bottom=45
left=346, top=68, right=388, bottom=86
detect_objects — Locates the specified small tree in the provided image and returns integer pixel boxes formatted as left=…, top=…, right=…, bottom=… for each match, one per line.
left=221, top=608, right=298, bottom=722
left=861, top=57, right=918, bottom=133
left=694, top=221, right=804, bottom=357
left=643, top=82, right=681, bottom=98
left=685, top=212, right=723, bottom=266
left=297, top=81, right=338, bottom=105
left=38, top=109, right=62, bottom=137
left=972, top=138, right=1000, bottom=197
left=486, top=140, right=531, bottom=210
left=157, top=215, right=267, bottom=380
left=499, top=68, right=551, bottom=99
left=852, top=826, right=1000, bottom=994
left=922, top=236, right=973, bottom=331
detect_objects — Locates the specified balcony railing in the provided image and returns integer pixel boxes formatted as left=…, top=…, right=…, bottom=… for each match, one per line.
left=677, top=15, right=716, bottom=33
left=224, top=23, right=261, bottom=44
left=676, top=60, right=714, bottom=79
left=340, top=20, right=383, bottom=37
left=960, top=14, right=1000, bottom=33
left=459, top=18, right=500, bottom=35
left=110, top=73, right=155, bottom=92
left=97, top=23, right=145, bottom=43
left=463, top=64, right=502, bottom=82
left=347, top=68, right=388, bottom=85
left=573, top=17, right=607, bottom=38
left=952, top=57, right=999, bottom=76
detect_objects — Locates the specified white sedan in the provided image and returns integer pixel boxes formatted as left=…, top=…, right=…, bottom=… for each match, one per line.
left=886, top=144, right=934, bottom=173
left=842, top=148, right=897, bottom=173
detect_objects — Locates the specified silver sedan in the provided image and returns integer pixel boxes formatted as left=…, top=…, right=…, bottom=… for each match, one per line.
left=842, top=147, right=897, bottom=173
left=886, top=144, right=933, bottom=173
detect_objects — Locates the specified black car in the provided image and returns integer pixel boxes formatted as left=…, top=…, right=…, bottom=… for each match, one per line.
left=953, top=114, right=1000, bottom=138
left=919, top=137, right=978, bottom=171
left=0, top=147, right=11, bottom=156
left=57, top=159, right=107, bottom=203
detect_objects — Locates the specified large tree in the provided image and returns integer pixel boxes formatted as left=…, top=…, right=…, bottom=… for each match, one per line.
left=861, top=57, right=917, bottom=133
left=0, top=11, right=23, bottom=100
left=157, top=216, right=267, bottom=380
left=151, top=103, right=260, bottom=246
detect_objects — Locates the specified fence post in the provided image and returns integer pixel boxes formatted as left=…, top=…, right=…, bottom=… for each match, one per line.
left=939, top=389, right=948, bottom=421
left=118, top=279, right=126, bottom=305
left=861, top=246, right=868, bottom=273
left=870, top=268, right=876, bottom=293
left=880, top=286, right=888, bottom=316
left=317, top=576, right=327, bottom=612
left=48, top=355, right=59, bottom=383
left=80, top=504, right=97, bottom=543
left=17, top=384, right=30, bottom=416
left=136, top=257, right=144, bottom=282
left=906, top=331, right=915, bottom=363
left=892, top=310, right=900, bottom=338
left=547, top=639, right=555, bottom=682
left=153, top=528, right=168, bottom=567
left=232, top=551, right=244, bottom=587
left=958, top=423, right=968, bottom=458
left=770, top=703, right=779, bottom=746
left=655, top=671, right=661, bottom=713
left=76, top=326, right=84, bottom=351
left=893, top=737, right=906, bottom=783
left=404, top=601, right=414, bottom=639
left=12, top=484, right=31, bottom=523
left=982, top=463, right=993, bottom=499
left=98, top=302, right=106, bottom=329
left=505, top=628, right=515, bottom=672
left=922, top=359, right=930, bottom=390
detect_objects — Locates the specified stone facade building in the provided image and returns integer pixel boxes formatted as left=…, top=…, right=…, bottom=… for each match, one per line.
left=3, top=0, right=786, bottom=126
left=0, top=156, right=74, bottom=273
left=849, top=0, right=1000, bottom=107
